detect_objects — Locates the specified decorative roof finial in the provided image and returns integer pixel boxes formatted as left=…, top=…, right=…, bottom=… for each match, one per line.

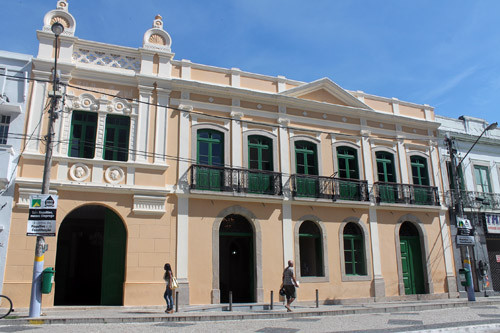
left=143, top=14, right=171, bottom=52
left=153, top=14, right=163, bottom=29
left=56, top=0, right=69, bottom=11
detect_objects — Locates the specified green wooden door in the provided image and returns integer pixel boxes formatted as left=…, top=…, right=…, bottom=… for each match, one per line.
left=248, top=135, right=272, bottom=193
left=197, top=129, right=224, bottom=190
left=337, top=146, right=360, bottom=200
left=400, top=236, right=425, bottom=295
left=376, top=152, right=396, bottom=202
left=295, top=141, right=318, bottom=197
left=411, top=156, right=429, bottom=204
left=100, top=209, right=126, bottom=305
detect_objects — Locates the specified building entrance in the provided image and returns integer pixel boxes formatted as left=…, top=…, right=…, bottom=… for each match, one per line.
left=54, top=206, right=126, bottom=306
left=400, top=222, right=425, bottom=295
left=219, top=214, right=254, bottom=303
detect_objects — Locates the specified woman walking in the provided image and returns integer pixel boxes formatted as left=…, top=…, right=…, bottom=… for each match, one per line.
left=163, top=263, right=174, bottom=313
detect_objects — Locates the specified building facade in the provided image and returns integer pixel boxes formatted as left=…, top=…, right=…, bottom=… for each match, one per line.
left=0, top=50, right=32, bottom=294
left=438, top=115, right=500, bottom=296
left=4, top=0, right=457, bottom=307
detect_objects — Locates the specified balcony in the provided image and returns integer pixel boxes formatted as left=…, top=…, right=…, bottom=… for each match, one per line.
left=188, top=164, right=282, bottom=196
left=374, top=182, right=440, bottom=206
left=290, top=175, right=369, bottom=202
left=446, top=190, right=500, bottom=210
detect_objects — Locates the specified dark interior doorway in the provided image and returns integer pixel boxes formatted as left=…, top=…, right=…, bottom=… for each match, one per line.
left=54, top=206, right=126, bottom=306
left=219, top=214, right=255, bottom=303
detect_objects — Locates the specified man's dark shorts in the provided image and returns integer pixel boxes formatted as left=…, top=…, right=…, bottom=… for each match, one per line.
left=283, top=285, right=296, bottom=299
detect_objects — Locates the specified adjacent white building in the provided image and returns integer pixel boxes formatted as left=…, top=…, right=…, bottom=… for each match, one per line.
left=438, top=115, right=500, bottom=296
left=0, top=51, right=32, bottom=293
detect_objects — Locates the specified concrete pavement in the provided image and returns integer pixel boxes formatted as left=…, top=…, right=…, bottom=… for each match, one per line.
left=1, top=296, right=500, bottom=326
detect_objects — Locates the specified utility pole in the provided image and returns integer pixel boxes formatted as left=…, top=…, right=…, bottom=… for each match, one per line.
left=445, top=133, right=475, bottom=301
left=28, top=22, right=64, bottom=318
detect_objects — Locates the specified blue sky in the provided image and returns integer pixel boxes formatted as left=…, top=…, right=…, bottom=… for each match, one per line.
left=2, top=1, right=499, bottom=124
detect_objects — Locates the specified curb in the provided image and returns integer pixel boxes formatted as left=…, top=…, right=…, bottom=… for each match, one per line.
left=1, top=298, right=499, bottom=326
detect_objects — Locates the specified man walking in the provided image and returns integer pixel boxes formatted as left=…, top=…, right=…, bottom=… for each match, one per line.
left=282, top=260, right=299, bottom=312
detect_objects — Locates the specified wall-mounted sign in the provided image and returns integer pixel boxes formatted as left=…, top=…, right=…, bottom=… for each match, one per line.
left=456, top=217, right=474, bottom=246
left=27, top=194, right=58, bottom=236
left=486, top=214, right=500, bottom=234
left=457, top=235, right=475, bottom=246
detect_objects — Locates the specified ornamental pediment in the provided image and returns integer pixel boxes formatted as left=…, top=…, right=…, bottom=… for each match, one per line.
left=281, top=78, right=371, bottom=110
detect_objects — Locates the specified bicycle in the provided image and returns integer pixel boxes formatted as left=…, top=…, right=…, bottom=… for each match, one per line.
left=0, top=295, right=13, bottom=319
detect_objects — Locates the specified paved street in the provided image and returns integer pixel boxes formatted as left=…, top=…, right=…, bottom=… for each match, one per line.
left=1, top=304, right=500, bottom=332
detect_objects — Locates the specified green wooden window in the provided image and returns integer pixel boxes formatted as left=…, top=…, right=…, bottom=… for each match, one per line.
left=474, top=165, right=492, bottom=193
left=103, top=115, right=130, bottom=162
left=196, top=129, right=224, bottom=191
left=295, top=141, right=318, bottom=197
left=69, top=111, right=97, bottom=158
left=410, top=156, right=429, bottom=186
left=337, top=146, right=360, bottom=200
left=248, top=135, right=273, bottom=194
left=337, top=146, right=359, bottom=179
left=376, top=151, right=397, bottom=203
left=376, top=151, right=396, bottom=182
left=343, top=223, right=366, bottom=275
left=299, top=221, right=324, bottom=277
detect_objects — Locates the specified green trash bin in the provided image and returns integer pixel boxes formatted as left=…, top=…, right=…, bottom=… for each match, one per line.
left=458, top=268, right=471, bottom=287
left=41, top=267, right=55, bottom=294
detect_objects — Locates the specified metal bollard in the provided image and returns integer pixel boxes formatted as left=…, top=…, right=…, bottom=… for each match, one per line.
left=270, top=290, right=274, bottom=310
left=315, top=289, right=319, bottom=308
left=229, top=291, right=233, bottom=311
left=176, top=291, right=179, bottom=312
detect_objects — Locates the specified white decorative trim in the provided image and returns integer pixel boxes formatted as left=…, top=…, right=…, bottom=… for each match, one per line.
left=69, top=163, right=90, bottom=181
left=133, top=194, right=166, bottom=215
left=104, top=166, right=125, bottom=184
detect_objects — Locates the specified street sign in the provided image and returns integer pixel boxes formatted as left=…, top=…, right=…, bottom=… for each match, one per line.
left=27, top=194, right=58, bottom=236
left=456, top=217, right=474, bottom=246
left=457, top=235, right=475, bottom=245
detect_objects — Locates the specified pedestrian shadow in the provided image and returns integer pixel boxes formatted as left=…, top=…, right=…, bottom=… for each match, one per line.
left=155, top=322, right=195, bottom=328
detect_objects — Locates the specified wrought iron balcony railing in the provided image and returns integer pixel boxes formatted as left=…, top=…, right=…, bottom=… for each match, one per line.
left=290, top=174, right=369, bottom=202
left=374, top=182, right=440, bottom=206
left=188, top=164, right=282, bottom=196
left=445, top=190, right=500, bottom=210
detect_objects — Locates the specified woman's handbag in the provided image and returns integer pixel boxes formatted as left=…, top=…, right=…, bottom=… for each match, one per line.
left=171, top=277, right=179, bottom=289
left=279, top=286, right=286, bottom=296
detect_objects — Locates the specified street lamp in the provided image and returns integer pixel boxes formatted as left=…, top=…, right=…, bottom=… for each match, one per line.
left=445, top=120, right=497, bottom=302
left=28, top=22, right=64, bottom=318
left=457, top=122, right=498, bottom=169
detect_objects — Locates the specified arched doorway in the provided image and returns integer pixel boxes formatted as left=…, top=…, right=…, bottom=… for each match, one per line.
left=54, top=205, right=126, bottom=306
left=399, top=222, right=425, bottom=295
left=219, top=214, right=254, bottom=303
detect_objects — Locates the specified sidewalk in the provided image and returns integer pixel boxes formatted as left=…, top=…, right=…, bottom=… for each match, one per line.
left=2, top=296, right=500, bottom=326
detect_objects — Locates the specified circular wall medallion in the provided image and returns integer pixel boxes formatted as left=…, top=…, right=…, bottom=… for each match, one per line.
left=105, top=166, right=125, bottom=184
left=69, top=163, right=90, bottom=181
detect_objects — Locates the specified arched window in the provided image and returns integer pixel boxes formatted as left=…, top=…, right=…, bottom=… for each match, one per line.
left=343, top=223, right=366, bottom=276
left=196, top=129, right=224, bottom=190
left=299, top=221, right=324, bottom=277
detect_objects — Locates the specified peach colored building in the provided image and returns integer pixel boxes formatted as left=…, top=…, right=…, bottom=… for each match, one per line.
left=4, top=0, right=458, bottom=308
